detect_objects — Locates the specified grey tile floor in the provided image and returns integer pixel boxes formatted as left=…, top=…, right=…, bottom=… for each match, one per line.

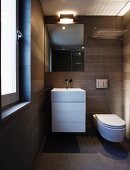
left=37, top=135, right=130, bottom=170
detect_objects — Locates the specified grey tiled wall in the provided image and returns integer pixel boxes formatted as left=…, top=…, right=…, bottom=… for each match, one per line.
left=45, top=17, right=123, bottom=128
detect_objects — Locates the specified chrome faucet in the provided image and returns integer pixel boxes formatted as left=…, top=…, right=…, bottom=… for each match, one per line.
left=69, top=79, right=73, bottom=88
left=65, top=79, right=73, bottom=88
left=65, top=79, right=69, bottom=88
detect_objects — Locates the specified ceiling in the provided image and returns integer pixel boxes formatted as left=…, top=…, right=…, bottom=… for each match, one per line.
left=41, top=0, right=130, bottom=16
left=42, top=0, right=129, bottom=49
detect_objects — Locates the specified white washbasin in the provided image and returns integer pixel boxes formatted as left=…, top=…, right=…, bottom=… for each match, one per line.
left=51, top=88, right=86, bottom=102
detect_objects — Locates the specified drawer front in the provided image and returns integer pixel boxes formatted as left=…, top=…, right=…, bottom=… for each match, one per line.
left=51, top=91, right=86, bottom=102
left=52, top=122, right=86, bottom=132
left=52, top=103, right=86, bottom=123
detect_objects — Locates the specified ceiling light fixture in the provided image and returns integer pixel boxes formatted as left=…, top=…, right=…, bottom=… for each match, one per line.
left=59, top=14, right=74, bottom=24
left=57, top=11, right=76, bottom=17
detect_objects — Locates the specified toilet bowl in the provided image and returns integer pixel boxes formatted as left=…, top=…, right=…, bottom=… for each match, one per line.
left=93, top=114, right=126, bottom=142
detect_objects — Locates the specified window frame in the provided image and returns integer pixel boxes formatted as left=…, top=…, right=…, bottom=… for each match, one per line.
left=0, top=0, right=31, bottom=120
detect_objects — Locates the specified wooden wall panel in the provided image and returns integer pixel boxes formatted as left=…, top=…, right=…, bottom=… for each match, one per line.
left=123, top=9, right=130, bottom=140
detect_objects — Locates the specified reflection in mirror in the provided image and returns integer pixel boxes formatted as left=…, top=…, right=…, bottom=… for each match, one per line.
left=45, top=24, right=84, bottom=72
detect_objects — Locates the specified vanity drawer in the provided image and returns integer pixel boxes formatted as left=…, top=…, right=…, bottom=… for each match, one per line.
left=52, top=102, right=86, bottom=123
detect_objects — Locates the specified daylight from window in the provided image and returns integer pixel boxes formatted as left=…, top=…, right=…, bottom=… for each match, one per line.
left=1, top=0, right=16, bottom=95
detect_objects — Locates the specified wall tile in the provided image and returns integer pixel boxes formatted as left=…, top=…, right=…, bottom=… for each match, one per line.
left=45, top=17, right=123, bottom=133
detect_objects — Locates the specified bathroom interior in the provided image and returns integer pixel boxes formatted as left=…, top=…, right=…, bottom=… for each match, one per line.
left=1, top=0, right=130, bottom=170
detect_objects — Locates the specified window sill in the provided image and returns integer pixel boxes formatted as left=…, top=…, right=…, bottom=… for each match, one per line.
left=2, top=102, right=31, bottom=120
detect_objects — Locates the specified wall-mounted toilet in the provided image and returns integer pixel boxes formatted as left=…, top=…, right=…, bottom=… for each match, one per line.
left=93, top=114, right=126, bottom=142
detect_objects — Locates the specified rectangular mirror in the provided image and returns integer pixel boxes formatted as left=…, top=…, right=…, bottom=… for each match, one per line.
left=45, top=24, right=84, bottom=72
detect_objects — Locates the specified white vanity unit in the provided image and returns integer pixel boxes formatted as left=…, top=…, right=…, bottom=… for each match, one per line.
left=51, top=88, right=86, bottom=132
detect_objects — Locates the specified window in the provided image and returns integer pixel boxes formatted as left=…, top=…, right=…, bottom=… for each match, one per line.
left=1, top=0, right=19, bottom=107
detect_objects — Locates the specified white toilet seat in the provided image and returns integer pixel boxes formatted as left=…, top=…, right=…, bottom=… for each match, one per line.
left=94, top=114, right=126, bottom=142
left=95, top=114, right=126, bottom=128
left=97, top=119, right=126, bottom=129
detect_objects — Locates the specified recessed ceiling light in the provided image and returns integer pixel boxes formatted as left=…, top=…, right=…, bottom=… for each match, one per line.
left=82, top=46, right=84, bottom=49
left=62, top=26, right=66, bottom=30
